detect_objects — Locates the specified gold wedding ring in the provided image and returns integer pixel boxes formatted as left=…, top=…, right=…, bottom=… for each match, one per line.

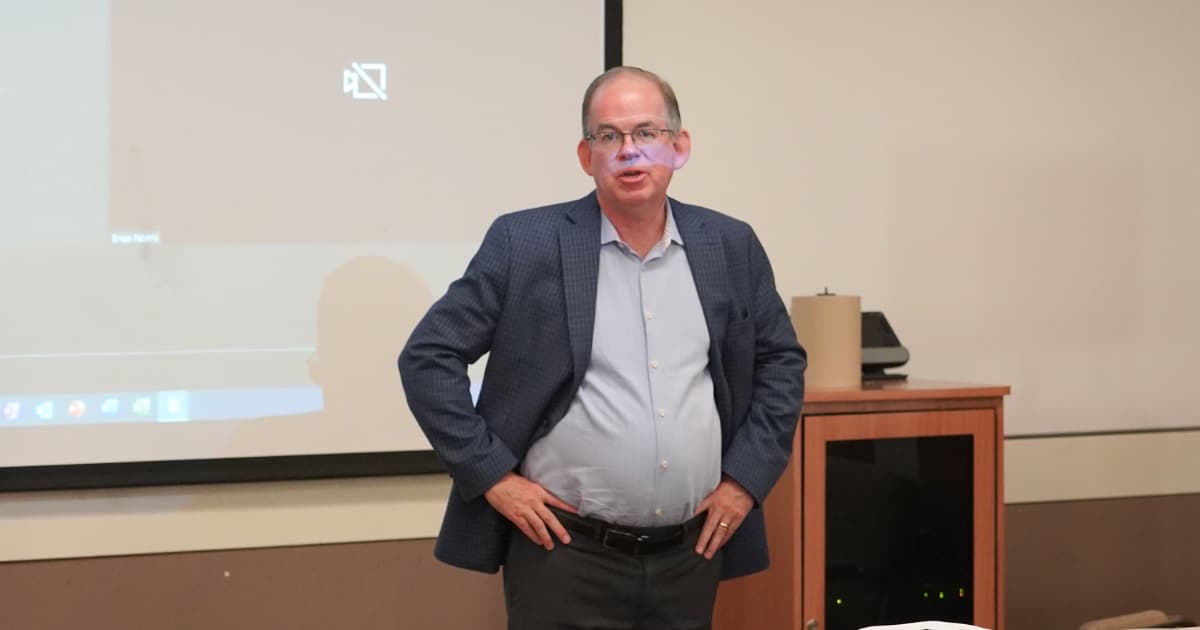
left=718, top=521, right=729, bottom=528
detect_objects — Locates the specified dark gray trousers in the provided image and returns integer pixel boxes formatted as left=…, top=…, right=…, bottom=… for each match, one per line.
left=502, top=524, right=723, bottom=630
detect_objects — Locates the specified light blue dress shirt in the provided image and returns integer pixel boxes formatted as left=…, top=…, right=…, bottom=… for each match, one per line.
left=522, top=205, right=722, bottom=527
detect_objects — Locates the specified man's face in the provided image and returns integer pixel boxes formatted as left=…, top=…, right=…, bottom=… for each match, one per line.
left=577, top=75, right=691, bottom=216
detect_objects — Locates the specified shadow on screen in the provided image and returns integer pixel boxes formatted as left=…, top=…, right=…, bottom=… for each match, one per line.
left=224, top=256, right=433, bottom=456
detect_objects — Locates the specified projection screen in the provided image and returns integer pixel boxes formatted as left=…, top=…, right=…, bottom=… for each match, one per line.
left=0, top=0, right=611, bottom=488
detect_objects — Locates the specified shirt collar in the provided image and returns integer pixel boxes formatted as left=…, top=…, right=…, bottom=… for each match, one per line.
left=599, top=200, right=685, bottom=249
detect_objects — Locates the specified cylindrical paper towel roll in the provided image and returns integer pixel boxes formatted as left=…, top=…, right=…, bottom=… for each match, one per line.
left=791, top=293, right=861, bottom=388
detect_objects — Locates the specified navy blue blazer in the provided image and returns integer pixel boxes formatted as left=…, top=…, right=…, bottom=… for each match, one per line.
left=398, top=192, right=806, bottom=579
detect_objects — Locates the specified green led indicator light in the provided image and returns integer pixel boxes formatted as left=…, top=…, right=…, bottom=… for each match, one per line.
left=939, top=591, right=945, bottom=600
left=959, top=587, right=965, bottom=598
left=835, top=597, right=843, bottom=606
left=923, top=591, right=930, bottom=599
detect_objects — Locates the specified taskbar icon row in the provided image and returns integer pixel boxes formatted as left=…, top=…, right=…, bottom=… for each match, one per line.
left=0, top=391, right=190, bottom=426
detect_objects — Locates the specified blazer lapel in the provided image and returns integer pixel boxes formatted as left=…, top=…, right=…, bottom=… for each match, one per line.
left=560, top=193, right=602, bottom=389
left=672, top=199, right=730, bottom=351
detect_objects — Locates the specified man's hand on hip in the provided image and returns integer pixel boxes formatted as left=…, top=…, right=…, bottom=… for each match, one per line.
left=484, top=472, right=576, bottom=550
left=694, top=475, right=754, bottom=560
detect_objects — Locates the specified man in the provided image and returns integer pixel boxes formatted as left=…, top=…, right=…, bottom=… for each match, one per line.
left=399, top=66, right=806, bottom=629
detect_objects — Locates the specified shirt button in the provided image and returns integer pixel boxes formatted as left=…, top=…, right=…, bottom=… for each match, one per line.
left=655, top=507, right=664, bottom=516
left=660, top=459, right=669, bottom=469
left=650, top=359, right=659, bottom=369
left=645, top=311, right=653, bottom=320
left=658, top=409, right=666, bottom=418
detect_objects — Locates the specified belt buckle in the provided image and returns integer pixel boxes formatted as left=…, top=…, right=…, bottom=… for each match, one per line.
left=601, top=528, right=648, bottom=554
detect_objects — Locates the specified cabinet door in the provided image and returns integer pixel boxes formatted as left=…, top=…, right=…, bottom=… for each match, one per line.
left=802, top=409, right=997, bottom=630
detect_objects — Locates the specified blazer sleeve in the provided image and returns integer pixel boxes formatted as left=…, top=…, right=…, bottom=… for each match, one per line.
left=720, top=229, right=807, bottom=504
left=398, top=216, right=518, bottom=502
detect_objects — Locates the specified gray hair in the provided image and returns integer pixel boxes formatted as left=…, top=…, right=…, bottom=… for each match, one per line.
left=581, top=66, right=681, bottom=137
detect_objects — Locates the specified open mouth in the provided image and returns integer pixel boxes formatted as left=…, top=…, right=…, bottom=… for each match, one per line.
left=617, top=168, right=647, bottom=183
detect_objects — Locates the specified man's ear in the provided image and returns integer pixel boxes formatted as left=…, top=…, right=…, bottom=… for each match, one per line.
left=577, top=138, right=594, bottom=175
left=671, top=129, right=692, bottom=170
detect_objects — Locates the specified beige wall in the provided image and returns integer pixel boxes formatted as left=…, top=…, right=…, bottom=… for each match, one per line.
left=6, top=0, right=1200, bottom=585
left=626, top=0, right=1200, bottom=438
left=0, top=475, right=449, bottom=562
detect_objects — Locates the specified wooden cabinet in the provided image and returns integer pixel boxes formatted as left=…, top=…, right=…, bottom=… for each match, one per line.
left=714, top=380, right=1009, bottom=630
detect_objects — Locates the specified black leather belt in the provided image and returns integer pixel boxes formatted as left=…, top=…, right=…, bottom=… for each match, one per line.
left=549, top=507, right=707, bottom=556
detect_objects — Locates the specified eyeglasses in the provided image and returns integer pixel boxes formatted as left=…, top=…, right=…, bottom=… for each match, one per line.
left=584, top=128, right=675, bottom=152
